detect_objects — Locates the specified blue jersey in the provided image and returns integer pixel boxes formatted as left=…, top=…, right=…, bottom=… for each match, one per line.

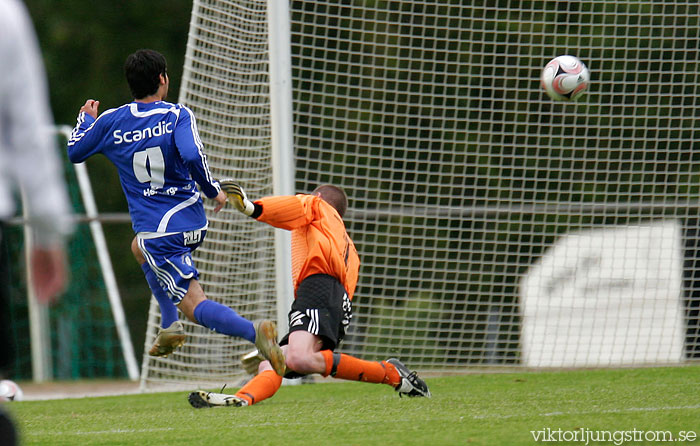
left=67, top=101, right=220, bottom=234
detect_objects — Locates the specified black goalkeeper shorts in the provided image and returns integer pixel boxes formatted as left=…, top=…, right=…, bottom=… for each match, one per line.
left=280, top=274, right=352, bottom=352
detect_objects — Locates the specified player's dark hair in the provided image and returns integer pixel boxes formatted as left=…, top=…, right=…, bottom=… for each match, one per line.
left=312, top=184, right=348, bottom=218
left=124, top=49, right=167, bottom=99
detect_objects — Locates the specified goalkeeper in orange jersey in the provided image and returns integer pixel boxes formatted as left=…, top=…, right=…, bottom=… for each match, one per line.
left=188, top=182, right=430, bottom=408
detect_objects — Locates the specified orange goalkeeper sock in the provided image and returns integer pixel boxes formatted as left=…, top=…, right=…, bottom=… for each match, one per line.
left=320, top=350, right=401, bottom=387
left=235, top=370, right=283, bottom=405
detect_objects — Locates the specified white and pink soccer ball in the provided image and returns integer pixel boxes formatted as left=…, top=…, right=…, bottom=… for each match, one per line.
left=541, top=55, right=590, bottom=101
left=0, top=380, right=23, bottom=402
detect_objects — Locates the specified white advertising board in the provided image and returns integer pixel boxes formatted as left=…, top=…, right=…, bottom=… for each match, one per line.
left=521, top=219, right=685, bottom=367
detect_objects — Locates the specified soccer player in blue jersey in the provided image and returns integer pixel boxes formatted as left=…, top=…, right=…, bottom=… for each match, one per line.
left=66, top=49, right=285, bottom=375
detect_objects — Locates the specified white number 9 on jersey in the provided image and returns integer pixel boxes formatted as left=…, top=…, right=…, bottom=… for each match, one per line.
left=133, top=146, right=165, bottom=189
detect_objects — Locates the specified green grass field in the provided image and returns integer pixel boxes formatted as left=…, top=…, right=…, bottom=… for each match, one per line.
left=7, top=365, right=700, bottom=446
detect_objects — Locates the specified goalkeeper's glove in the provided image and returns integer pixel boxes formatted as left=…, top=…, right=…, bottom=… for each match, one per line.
left=219, top=179, right=255, bottom=216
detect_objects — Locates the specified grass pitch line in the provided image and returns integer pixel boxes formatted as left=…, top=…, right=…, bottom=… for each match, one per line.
left=471, top=403, right=700, bottom=420
left=26, top=427, right=175, bottom=437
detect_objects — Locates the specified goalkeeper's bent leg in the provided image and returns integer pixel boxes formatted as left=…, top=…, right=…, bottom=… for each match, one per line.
left=320, top=350, right=401, bottom=387
left=234, top=369, right=283, bottom=405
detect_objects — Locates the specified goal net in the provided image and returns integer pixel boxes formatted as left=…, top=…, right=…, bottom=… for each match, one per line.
left=141, top=1, right=699, bottom=388
left=140, top=0, right=280, bottom=389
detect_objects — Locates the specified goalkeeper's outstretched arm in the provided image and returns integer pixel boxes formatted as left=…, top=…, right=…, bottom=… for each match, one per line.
left=221, top=180, right=321, bottom=231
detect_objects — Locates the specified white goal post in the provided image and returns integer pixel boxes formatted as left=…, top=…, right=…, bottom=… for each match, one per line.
left=140, top=1, right=700, bottom=389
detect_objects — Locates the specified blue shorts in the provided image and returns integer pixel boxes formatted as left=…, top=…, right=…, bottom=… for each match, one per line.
left=137, top=229, right=206, bottom=304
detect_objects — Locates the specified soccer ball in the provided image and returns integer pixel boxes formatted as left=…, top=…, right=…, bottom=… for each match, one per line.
left=541, top=55, right=590, bottom=101
left=0, top=380, right=23, bottom=402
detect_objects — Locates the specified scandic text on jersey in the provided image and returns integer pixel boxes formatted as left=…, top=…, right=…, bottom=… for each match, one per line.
left=114, top=121, right=173, bottom=145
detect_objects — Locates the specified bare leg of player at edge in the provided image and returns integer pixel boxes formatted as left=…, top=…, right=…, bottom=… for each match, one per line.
left=188, top=331, right=430, bottom=408
left=130, top=237, right=285, bottom=375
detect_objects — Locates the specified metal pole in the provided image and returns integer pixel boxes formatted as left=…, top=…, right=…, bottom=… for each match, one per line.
left=57, top=126, right=140, bottom=380
left=72, top=162, right=140, bottom=380
left=23, top=189, right=52, bottom=382
left=267, top=0, right=295, bottom=336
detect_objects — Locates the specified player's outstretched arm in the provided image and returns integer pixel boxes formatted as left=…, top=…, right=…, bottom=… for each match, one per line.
left=221, top=182, right=312, bottom=230
left=219, top=179, right=255, bottom=216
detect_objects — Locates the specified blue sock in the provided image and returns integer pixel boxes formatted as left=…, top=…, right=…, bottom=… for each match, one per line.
left=193, top=299, right=256, bottom=343
left=141, top=263, right=178, bottom=329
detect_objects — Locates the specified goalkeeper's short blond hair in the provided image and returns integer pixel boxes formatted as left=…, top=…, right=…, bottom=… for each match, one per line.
left=312, top=184, right=348, bottom=218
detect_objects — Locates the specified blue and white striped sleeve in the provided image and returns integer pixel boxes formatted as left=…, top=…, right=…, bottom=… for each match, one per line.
left=66, top=111, right=102, bottom=163
left=173, top=105, right=221, bottom=199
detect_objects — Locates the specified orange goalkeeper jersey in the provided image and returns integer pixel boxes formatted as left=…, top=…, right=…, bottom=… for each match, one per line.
left=254, top=194, right=360, bottom=300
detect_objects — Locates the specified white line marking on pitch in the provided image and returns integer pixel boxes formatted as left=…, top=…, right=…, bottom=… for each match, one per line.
left=471, top=404, right=700, bottom=420
left=26, top=427, right=175, bottom=436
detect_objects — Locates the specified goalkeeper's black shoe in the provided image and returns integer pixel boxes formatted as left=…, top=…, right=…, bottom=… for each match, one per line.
left=387, top=358, right=431, bottom=398
left=188, top=390, right=248, bottom=408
